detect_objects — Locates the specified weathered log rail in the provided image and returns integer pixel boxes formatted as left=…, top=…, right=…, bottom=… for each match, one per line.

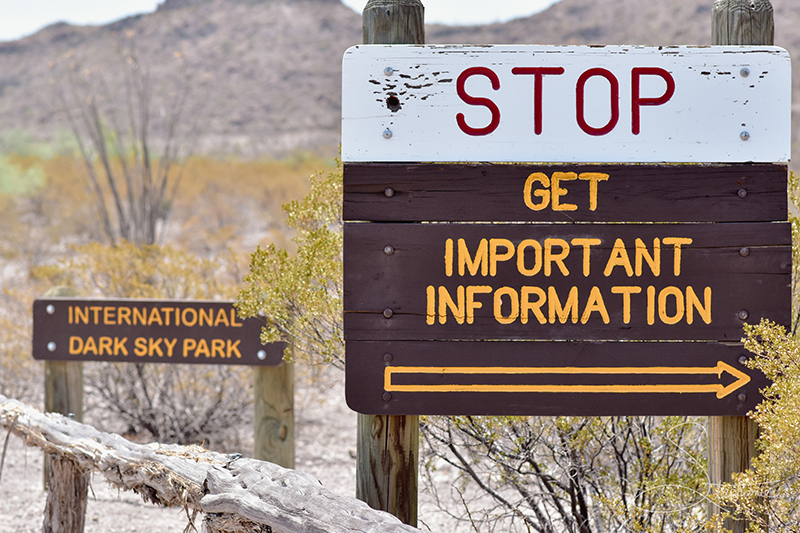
left=0, top=394, right=422, bottom=533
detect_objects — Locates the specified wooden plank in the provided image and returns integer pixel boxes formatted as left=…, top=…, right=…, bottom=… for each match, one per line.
left=344, top=222, right=790, bottom=341
left=343, top=163, right=787, bottom=223
left=341, top=45, right=791, bottom=163
left=32, top=299, right=284, bottom=365
left=345, top=340, right=768, bottom=416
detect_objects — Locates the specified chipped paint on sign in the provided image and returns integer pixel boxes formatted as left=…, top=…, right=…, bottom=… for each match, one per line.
left=341, top=45, right=791, bottom=163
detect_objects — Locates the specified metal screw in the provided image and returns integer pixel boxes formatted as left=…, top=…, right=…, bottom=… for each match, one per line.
left=67, top=413, right=75, bottom=419
left=384, top=245, right=394, bottom=255
left=738, top=355, right=748, bottom=365
left=384, top=66, right=394, bottom=76
left=737, top=393, right=747, bottom=402
left=740, top=67, right=750, bottom=78
left=46, top=304, right=55, bottom=315
left=257, top=350, right=267, bottom=360
left=47, top=342, right=56, bottom=352
left=383, top=128, right=393, bottom=139
left=383, top=353, right=393, bottom=363
left=382, top=392, right=392, bottom=402
left=738, top=309, right=749, bottom=320
left=739, top=247, right=750, bottom=257
left=383, top=308, right=394, bottom=319
left=740, top=131, right=750, bottom=141
left=738, top=188, right=747, bottom=198
left=384, top=187, right=395, bottom=198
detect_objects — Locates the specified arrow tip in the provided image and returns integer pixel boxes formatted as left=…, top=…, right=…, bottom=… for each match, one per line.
left=716, top=361, right=751, bottom=399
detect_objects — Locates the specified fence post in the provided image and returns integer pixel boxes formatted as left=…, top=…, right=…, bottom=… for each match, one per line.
left=708, top=1, right=773, bottom=531
left=355, top=1, right=424, bottom=527
left=254, top=360, right=294, bottom=469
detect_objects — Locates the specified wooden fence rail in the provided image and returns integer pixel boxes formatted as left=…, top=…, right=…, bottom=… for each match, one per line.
left=0, top=394, right=421, bottom=533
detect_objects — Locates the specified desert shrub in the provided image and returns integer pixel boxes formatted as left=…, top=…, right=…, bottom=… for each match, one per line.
left=236, top=160, right=343, bottom=367
left=33, top=240, right=252, bottom=449
left=0, top=288, right=40, bottom=402
left=167, top=155, right=319, bottom=254
left=422, top=415, right=707, bottom=533
left=710, top=320, right=800, bottom=532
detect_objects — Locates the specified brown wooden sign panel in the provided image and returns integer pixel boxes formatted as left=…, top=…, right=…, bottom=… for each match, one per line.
left=343, top=163, right=787, bottom=223
left=345, top=340, right=768, bottom=416
left=33, top=299, right=284, bottom=366
left=344, top=222, right=790, bottom=342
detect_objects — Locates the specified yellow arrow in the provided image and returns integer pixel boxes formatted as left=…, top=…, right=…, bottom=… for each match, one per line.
left=384, top=361, right=750, bottom=399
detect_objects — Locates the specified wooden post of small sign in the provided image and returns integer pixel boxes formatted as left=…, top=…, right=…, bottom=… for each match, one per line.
left=254, top=359, right=295, bottom=469
left=43, top=286, right=84, bottom=490
left=41, top=286, right=89, bottom=533
left=356, top=0, right=423, bottom=526
left=708, top=1, right=773, bottom=531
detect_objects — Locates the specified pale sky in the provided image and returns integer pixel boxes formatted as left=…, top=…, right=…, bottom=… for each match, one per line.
left=0, top=0, right=560, bottom=42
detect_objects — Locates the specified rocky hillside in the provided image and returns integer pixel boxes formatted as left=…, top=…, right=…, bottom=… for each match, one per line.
left=0, top=0, right=796, bottom=163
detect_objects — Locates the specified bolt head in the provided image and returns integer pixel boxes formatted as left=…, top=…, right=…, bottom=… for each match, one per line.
left=738, top=355, right=748, bottom=365
left=384, top=66, right=394, bottom=76
left=257, top=350, right=267, bottom=360
left=739, top=247, right=750, bottom=257
left=740, top=131, right=750, bottom=141
left=382, top=128, right=393, bottom=139
left=738, top=309, right=749, bottom=320
left=383, top=353, right=393, bottom=363
left=384, top=187, right=395, bottom=198
left=737, top=188, right=747, bottom=198
left=47, top=341, right=57, bottom=352
left=382, top=392, right=392, bottom=402
left=383, top=308, right=394, bottom=319
left=737, top=393, right=747, bottom=402
left=740, top=67, right=750, bottom=78
left=46, top=304, right=55, bottom=315
left=384, top=245, right=395, bottom=255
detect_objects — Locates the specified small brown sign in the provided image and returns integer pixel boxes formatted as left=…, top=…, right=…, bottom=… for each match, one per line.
left=344, top=222, right=790, bottom=342
left=33, top=298, right=283, bottom=366
left=344, top=163, right=787, bottom=223
left=346, top=340, right=768, bottom=416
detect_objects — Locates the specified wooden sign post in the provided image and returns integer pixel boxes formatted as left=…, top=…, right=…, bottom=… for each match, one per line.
left=355, top=1, right=423, bottom=527
left=709, top=1, right=775, bottom=531
left=342, top=18, right=791, bottom=532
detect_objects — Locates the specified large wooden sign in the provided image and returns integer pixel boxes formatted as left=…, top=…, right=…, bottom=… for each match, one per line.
left=341, top=45, right=791, bottom=416
left=342, top=45, right=791, bottom=163
left=33, top=299, right=284, bottom=366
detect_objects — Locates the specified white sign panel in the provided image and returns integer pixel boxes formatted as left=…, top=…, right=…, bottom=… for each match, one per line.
left=341, top=45, right=791, bottom=163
